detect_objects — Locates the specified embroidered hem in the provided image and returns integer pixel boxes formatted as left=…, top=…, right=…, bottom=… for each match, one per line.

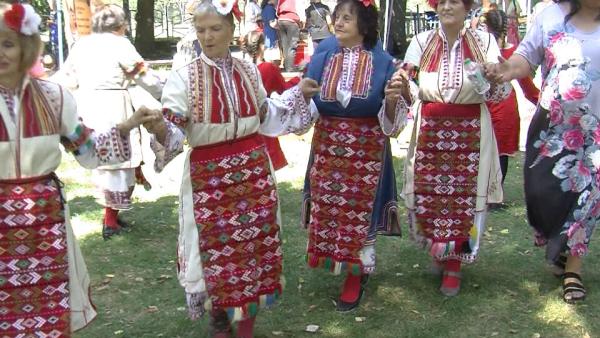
left=306, top=253, right=364, bottom=276
left=412, top=233, right=477, bottom=263
left=186, top=284, right=283, bottom=322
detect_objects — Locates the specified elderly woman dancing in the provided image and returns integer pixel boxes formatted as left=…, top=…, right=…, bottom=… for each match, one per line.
left=140, top=0, right=318, bottom=336
left=0, top=3, right=156, bottom=336
left=54, top=4, right=163, bottom=239
left=486, top=0, right=600, bottom=303
left=403, top=0, right=511, bottom=296
left=301, top=0, right=411, bottom=312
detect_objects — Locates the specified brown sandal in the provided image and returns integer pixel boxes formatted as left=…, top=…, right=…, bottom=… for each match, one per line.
left=562, top=272, right=586, bottom=304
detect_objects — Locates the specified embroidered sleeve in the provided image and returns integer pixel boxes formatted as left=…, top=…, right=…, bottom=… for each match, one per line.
left=60, top=89, right=131, bottom=168
left=378, top=96, right=410, bottom=138
left=119, top=39, right=163, bottom=99
left=260, top=85, right=319, bottom=137
left=150, top=118, right=185, bottom=173
left=485, top=82, right=512, bottom=103
left=483, top=35, right=514, bottom=103
left=149, top=69, right=190, bottom=173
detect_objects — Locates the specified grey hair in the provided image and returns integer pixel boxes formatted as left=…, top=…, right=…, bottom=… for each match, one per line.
left=92, top=4, right=127, bottom=33
left=193, top=0, right=235, bottom=27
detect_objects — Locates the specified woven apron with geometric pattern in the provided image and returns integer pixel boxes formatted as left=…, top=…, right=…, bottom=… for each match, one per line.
left=414, top=102, right=480, bottom=262
left=306, top=116, right=385, bottom=275
left=0, top=174, right=70, bottom=337
left=191, top=133, right=283, bottom=319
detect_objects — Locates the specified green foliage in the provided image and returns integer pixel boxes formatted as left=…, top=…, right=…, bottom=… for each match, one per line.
left=30, top=0, right=51, bottom=16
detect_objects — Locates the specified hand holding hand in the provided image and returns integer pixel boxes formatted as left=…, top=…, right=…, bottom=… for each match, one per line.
left=118, top=106, right=162, bottom=135
left=483, top=56, right=511, bottom=84
left=132, top=106, right=162, bottom=129
left=299, top=78, right=320, bottom=101
left=385, top=68, right=410, bottom=106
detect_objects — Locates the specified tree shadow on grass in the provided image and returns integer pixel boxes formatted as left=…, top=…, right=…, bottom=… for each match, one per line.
left=72, top=153, right=600, bottom=337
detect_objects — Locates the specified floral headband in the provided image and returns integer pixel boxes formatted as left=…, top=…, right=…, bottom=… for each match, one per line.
left=3, top=3, right=41, bottom=36
left=211, top=0, right=236, bottom=15
left=360, top=0, right=376, bottom=7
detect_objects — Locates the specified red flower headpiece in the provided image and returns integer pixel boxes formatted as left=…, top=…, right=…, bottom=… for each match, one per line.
left=360, top=0, right=376, bottom=8
left=3, top=3, right=41, bottom=36
left=4, top=4, right=25, bottom=32
left=427, top=0, right=438, bottom=9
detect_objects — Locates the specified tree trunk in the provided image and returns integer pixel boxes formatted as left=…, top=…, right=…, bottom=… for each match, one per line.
left=379, top=0, right=408, bottom=58
left=122, top=0, right=132, bottom=39
left=135, top=0, right=155, bottom=56
left=383, top=0, right=408, bottom=59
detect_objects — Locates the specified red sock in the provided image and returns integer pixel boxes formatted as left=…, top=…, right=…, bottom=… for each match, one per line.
left=237, top=316, right=255, bottom=338
left=340, top=273, right=362, bottom=303
left=104, top=208, right=119, bottom=229
left=442, top=259, right=462, bottom=289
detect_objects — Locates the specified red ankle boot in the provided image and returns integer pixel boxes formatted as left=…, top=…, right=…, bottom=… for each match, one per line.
left=102, top=208, right=121, bottom=240
left=209, top=309, right=232, bottom=338
left=336, top=273, right=365, bottom=312
left=237, top=316, right=256, bottom=338
left=440, top=259, right=462, bottom=296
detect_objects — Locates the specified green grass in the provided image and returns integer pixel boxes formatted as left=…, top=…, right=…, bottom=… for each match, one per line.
left=62, top=153, right=600, bottom=338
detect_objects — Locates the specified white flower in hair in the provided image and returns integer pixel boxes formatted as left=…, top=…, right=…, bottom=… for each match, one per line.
left=211, top=0, right=235, bottom=15
left=20, top=4, right=42, bottom=36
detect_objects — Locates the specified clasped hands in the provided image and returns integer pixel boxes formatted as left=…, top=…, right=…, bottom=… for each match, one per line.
left=385, top=65, right=411, bottom=107
left=483, top=56, right=512, bottom=84
left=129, top=106, right=165, bottom=136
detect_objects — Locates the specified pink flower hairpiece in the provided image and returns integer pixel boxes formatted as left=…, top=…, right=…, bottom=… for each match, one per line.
left=360, top=0, right=376, bottom=8
left=3, top=3, right=41, bottom=36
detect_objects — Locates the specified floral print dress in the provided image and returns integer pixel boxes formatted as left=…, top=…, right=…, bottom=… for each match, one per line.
left=516, top=3, right=600, bottom=261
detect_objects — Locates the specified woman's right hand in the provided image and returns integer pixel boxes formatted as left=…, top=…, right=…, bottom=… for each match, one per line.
left=133, top=106, right=164, bottom=134
left=484, top=56, right=511, bottom=83
left=117, top=106, right=162, bottom=135
left=299, top=78, right=320, bottom=101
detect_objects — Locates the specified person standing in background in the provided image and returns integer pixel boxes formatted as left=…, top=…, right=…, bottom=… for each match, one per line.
left=244, top=0, right=262, bottom=35
left=484, top=8, right=539, bottom=209
left=53, top=4, right=163, bottom=240
left=261, top=0, right=280, bottom=64
left=277, top=0, right=305, bottom=71
left=304, top=0, right=332, bottom=49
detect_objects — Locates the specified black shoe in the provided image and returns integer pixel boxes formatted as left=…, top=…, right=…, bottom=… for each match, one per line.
left=117, top=218, right=131, bottom=229
left=360, top=274, right=369, bottom=287
left=102, top=224, right=121, bottom=240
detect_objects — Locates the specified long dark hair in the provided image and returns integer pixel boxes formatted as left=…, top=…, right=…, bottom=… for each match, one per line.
left=332, top=0, right=379, bottom=50
left=554, top=0, right=600, bottom=23
left=484, top=9, right=508, bottom=48
left=242, top=30, right=265, bottom=63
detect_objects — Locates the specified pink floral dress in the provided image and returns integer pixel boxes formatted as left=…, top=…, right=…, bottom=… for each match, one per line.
left=516, top=3, right=600, bottom=262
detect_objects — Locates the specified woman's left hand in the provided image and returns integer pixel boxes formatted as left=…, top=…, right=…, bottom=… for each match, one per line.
left=385, top=68, right=411, bottom=106
left=118, top=106, right=162, bottom=135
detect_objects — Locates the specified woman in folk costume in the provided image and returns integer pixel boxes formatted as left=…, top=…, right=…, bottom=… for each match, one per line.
left=301, top=0, right=412, bottom=312
left=402, top=0, right=511, bottom=296
left=0, top=3, right=156, bottom=336
left=486, top=0, right=600, bottom=303
left=483, top=8, right=539, bottom=208
left=53, top=4, right=163, bottom=239
left=140, top=0, right=318, bottom=336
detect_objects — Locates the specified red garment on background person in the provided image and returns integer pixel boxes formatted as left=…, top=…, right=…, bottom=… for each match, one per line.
left=257, top=62, right=300, bottom=170
left=486, top=44, right=539, bottom=155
